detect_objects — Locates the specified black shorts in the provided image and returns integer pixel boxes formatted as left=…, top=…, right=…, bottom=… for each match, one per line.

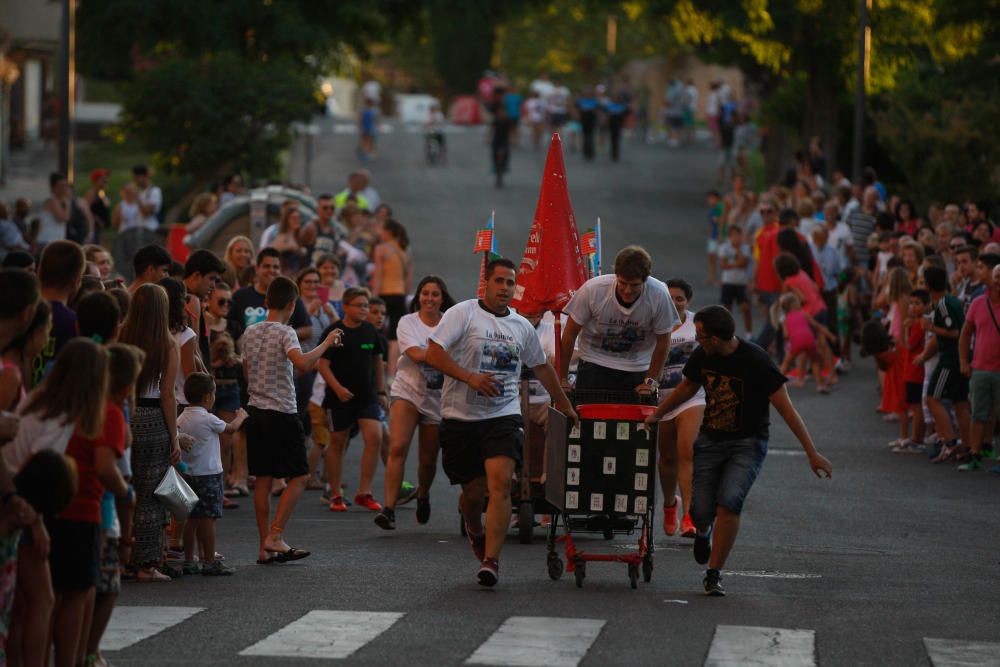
left=575, top=361, right=646, bottom=394
left=382, top=295, right=407, bottom=341
left=905, top=381, right=924, bottom=406
left=720, top=284, right=749, bottom=306
left=327, top=398, right=382, bottom=432
left=245, top=406, right=308, bottom=478
left=47, top=518, right=101, bottom=591
left=927, top=365, right=969, bottom=403
left=440, top=415, right=524, bottom=485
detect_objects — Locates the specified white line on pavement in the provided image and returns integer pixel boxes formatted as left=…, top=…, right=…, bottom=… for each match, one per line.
left=767, top=449, right=806, bottom=456
left=239, top=610, right=404, bottom=659
left=466, top=616, right=606, bottom=667
left=924, top=638, right=1000, bottom=666
left=726, top=570, right=822, bottom=579
left=102, top=606, right=205, bottom=651
left=704, top=625, right=816, bottom=667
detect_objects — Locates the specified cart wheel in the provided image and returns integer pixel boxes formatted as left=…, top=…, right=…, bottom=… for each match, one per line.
left=603, top=526, right=614, bottom=540
left=518, top=501, right=534, bottom=544
left=628, top=564, right=639, bottom=589
left=642, top=555, right=653, bottom=583
left=547, top=556, right=564, bottom=580
left=574, top=561, right=586, bottom=588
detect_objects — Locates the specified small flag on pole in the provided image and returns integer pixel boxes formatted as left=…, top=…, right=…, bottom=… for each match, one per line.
left=473, top=211, right=496, bottom=254
left=594, top=217, right=602, bottom=276
left=580, top=229, right=598, bottom=256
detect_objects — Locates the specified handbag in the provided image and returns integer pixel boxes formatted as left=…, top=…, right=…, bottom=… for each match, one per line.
left=153, top=466, right=199, bottom=519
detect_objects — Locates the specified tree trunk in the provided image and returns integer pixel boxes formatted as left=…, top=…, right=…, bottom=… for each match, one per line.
left=802, top=63, right=840, bottom=182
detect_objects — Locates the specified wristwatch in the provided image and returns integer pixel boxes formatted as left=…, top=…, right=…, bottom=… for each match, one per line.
left=643, top=377, right=660, bottom=391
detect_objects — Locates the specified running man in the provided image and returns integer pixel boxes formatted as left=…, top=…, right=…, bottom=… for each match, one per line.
left=425, top=258, right=577, bottom=587
left=644, top=306, right=832, bottom=596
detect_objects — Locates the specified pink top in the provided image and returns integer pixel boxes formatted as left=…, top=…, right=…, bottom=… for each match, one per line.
left=783, top=272, right=825, bottom=317
left=968, top=294, right=1000, bottom=372
left=786, top=310, right=816, bottom=351
left=0, top=357, right=25, bottom=407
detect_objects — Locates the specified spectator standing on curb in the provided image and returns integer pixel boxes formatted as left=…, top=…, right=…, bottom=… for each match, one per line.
left=958, top=256, right=1000, bottom=471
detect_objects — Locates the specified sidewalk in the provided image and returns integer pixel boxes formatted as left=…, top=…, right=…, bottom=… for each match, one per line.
left=0, top=140, right=58, bottom=208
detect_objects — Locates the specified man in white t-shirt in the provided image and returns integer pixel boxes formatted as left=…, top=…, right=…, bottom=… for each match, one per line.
left=426, top=258, right=576, bottom=587
left=132, top=165, right=162, bottom=230
left=546, top=79, right=571, bottom=130
left=560, top=246, right=679, bottom=398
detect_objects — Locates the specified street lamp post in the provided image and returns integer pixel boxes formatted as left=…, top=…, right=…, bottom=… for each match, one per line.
left=851, top=0, right=871, bottom=184
left=58, top=0, right=76, bottom=184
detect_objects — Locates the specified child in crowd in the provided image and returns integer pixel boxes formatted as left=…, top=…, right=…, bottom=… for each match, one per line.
left=891, top=289, right=930, bottom=453
left=367, top=297, right=393, bottom=465
left=717, top=224, right=752, bottom=337
left=177, top=372, right=248, bottom=576
left=242, top=276, right=342, bottom=564
left=779, top=293, right=834, bottom=393
left=705, top=190, right=724, bottom=285
left=836, top=267, right=860, bottom=369
left=0, top=301, right=51, bottom=411
left=880, top=268, right=913, bottom=437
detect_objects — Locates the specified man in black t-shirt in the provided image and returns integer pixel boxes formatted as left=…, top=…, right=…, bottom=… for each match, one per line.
left=646, top=305, right=832, bottom=596
left=317, top=287, right=387, bottom=513
left=229, top=248, right=312, bottom=341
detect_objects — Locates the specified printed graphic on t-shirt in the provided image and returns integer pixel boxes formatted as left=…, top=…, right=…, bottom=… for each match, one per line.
left=421, top=363, right=444, bottom=390
left=243, top=306, right=267, bottom=329
left=468, top=337, right=522, bottom=405
left=661, top=340, right=697, bottom=388
left=600, top=320, right=646, bottom=356
left=701, top=371, right=743, bottom=433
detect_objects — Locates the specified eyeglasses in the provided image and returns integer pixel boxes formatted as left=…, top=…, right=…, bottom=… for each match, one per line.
left=216, top=298, right=231, bottom=306
left=759, top=207, right=774, bottom=214
left=346, top=301, right=370, bottom=309
left=301, top=278, right=320, bottom=285
left=949, top=243, right=964, bottom=250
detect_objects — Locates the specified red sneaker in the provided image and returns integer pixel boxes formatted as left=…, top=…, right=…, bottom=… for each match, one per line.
left=354, top=493, right=383, bottom=512
left=329, top=496, right=348, bottom=512
left=662, top=496, right=680, bottom=536
left=680, top=513, right=696, bottom=538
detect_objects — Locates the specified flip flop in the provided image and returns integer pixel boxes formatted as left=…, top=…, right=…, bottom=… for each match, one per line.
left=256, top=554, right=279, bottom=565
left=225, top=485, right=249, bottom=498
left=273, top=547, right=311, bottom=563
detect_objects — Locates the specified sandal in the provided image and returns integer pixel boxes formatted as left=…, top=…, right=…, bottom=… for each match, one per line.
left=135, top=567, right=171, bottom=583
left=225, top=485, right=249, bottom=498
left=273, top=547, right=310, bottom=563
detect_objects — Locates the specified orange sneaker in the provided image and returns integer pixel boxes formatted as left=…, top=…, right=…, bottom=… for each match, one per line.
left=680, top=513, right=696, bottom=538
left=328, top=496, right=348, bottom=512
left=662, top=496, right=680, bottom=536
left=354, top=493, right=383, bottom=512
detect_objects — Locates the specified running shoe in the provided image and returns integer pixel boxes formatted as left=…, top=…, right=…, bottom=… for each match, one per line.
left=165, top=547, right=185, bottom=562
left=680, top=513, right=696, bottom=538
left=957, top=457, right=984, bottom=472
left=354, top=493, right=383, bottom=512
left=416, top=497, right=431, bottom=525
left=201, top=561, right=235, bottom=576
left=662, top=496, right=680, bottom=536
left=329, top=496, right=348, bottom=512
left=374, top=508, right=396, bottom=530
left=477, top=558, right=499, bottom=587
left=465, top=522, right=486, bottom=561
left=320, top=490, right=331, bottom=504
left=397, top=482, right=418, bottom=506
left=181, top=560, right=200, bottom=575
left=924, top=442, right=943, bottom=459
left=980, top=446, right=996, bottom=459
left=693, top=527, right=712, bottom=565
left=704, top=568, right=725, bottom=596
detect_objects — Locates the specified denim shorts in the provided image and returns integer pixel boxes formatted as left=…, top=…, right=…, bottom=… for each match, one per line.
left=690, top=434, right=767, bottom=528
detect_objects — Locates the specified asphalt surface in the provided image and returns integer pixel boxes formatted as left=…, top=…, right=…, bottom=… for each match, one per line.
left=110, top=119, right=1000, bottom=666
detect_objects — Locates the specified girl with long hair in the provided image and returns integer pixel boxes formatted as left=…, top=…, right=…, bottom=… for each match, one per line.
left=118, top=284, right=180, bottom=582
left=375, top=276, right=455, bottom=529
left=222, top=235, right=255, bottom=289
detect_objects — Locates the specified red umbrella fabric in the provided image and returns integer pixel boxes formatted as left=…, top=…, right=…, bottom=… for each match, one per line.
left=511, top=134, right=587, bottom=316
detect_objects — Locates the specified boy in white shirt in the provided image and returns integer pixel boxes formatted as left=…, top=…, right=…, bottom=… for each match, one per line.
left=718, top=225, right=753, bottom=337
left=178, top=373, right=248, bottom=575
left=242, top=277, right=342, bottom=565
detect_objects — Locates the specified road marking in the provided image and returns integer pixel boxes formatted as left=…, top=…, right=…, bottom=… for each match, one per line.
left=239, top=610, right=404, bottom=659
left=767, top=449, right=806, bottom=456
left=924, top=638, right=1000, bottom=666
left=726, top=570, right=822, bottom=580
left=663, top=599, right=689, bottom=604
left=102, top=606, right=204, bottom=651
left=705, top=625, right=816, bottom=666
left=467, top=616, right=605, bottom=667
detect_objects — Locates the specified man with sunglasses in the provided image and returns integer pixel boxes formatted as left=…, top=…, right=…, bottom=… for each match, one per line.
left=303, top=194, right=339, bottom=266
left=750, top=196, right=781, bottom=347
left=559, top=245, right=678, bottom=397
left=645, top=305, right=832, bottom=596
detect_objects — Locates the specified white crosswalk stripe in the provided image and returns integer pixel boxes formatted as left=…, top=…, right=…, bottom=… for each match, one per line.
left=704, top=625, right=816, bottom=666
left=466, top=616, right=606, bottom=667
left=238, top=610, right=405, bottom=660
left=102, top=606, right=204, bottom=651
left=924, top=638, right=1000, bottom=666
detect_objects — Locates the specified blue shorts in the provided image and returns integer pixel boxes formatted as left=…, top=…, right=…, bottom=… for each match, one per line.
left=214, top=383, right=240, bottom=412
left=690, top=434, right=767, bottom=528
left=185, top=472, right=224, bottom=519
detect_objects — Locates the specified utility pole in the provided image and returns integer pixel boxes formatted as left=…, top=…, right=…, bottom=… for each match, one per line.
left=851, top=0, right=871, bottom=184
left=58, top=0, right=76, bottom=184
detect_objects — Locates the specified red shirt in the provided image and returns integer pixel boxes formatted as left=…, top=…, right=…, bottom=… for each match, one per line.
left=903, top=319, right=926, bottom=384
left=755, top=222, right=781, bottom=293
left=60, top=402, right=126, bottom=524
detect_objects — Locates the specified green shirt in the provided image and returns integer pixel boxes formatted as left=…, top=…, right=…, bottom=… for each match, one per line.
left=932, top=294, right=964, bottom=368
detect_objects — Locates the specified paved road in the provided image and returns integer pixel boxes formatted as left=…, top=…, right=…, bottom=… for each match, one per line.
left=109, top=120, right=1000, bottom=666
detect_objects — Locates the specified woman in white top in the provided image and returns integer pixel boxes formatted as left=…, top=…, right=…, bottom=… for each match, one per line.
left=375, top=276, right=456, bottom=530
left=159, top=278, right=202, bottom=407
left=657, top=279, right=706, bottom=539
left=112, top=182, right=142, bottom=232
